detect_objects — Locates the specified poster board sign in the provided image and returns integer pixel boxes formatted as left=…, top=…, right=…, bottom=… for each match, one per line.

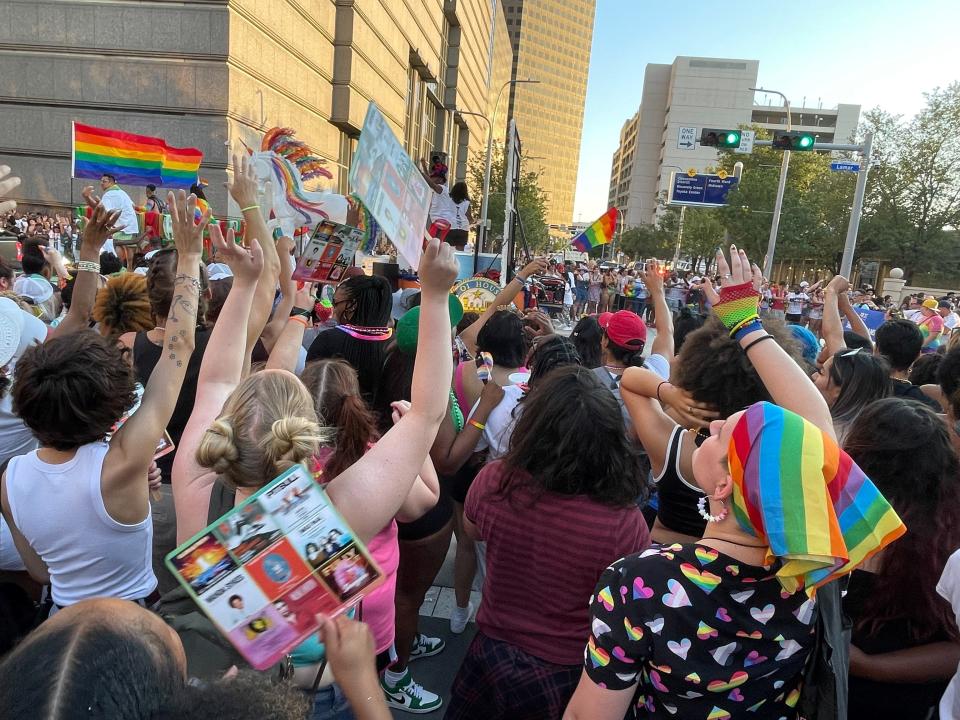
left=843, top=307, right=886, bottom=340
left=292, top=221, right=364, bottom=285
left=165, top=465, right=383, bottom=670
left=453, top=277, right=502, bottom=314
left=349, top=103, right=431, bottom=271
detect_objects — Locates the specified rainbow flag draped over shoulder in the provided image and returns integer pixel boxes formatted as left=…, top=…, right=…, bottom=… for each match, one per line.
left=728, top=402, right=906, bottom=595
left=571, top=207, right=617, bottom=253
left=72, top=122, right=202, bottom=189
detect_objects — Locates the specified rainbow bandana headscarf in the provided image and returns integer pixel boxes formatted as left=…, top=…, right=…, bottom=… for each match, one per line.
left=728, top=402, right=906, bottom=595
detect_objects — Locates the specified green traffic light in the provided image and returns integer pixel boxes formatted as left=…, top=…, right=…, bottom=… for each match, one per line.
left=798, top=135, right=813, bottom=148
left=725, top=132, right=740, bottom=145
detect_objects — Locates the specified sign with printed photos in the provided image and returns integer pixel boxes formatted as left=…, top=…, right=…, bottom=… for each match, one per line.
left=292, top=220, right=364, bottom=285
left=165, top=465, right=383, bottom=670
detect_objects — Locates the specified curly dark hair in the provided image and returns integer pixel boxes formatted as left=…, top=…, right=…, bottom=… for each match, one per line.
left=570, top=316, right=602, bottom=369
left=939, top=346, right=960, bottom=419
left=908, top=352, right=942, bottom=386
left=476, top=309, right=526, bottom=368
left=498, top=365, right=646, bottom=508
left=12, top=330, right=137, bottom=450
left=672, top=316, right=806, bottom=418
left=526, top=336, right=581, bottom=389
left=844, top=398, right=960, bottom=642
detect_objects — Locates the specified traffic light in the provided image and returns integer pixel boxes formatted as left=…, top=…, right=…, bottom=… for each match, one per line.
left=771, top=131, right=816, bottom=151
left=700, top=128, right=742, bottom=148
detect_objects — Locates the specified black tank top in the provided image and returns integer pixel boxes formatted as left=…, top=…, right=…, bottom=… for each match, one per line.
left=653, top=424, right=707, bottom=537
left=132, top=328, right=210, bottom=483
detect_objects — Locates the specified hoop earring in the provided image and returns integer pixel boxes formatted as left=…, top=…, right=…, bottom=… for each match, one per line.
left=697, top=496, right=729, bottom=523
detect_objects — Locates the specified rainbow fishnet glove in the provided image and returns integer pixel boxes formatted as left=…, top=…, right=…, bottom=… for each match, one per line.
left=712, top=281, right=762, bottom=339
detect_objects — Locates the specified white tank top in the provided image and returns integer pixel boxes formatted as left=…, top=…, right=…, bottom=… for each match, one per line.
left=5, top=442, right=156, bottom=606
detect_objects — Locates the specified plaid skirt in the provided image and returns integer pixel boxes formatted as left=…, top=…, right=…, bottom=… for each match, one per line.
left=444, top=631, right=582, bottom=720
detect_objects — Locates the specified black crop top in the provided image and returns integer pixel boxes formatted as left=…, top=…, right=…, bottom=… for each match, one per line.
left=652, top=424, right=707, bottom=537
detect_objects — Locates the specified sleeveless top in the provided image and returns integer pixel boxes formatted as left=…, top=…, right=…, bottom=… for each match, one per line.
left=5, top=442, right=156, bottom=606
left=652, top=425, right=707, bottom=538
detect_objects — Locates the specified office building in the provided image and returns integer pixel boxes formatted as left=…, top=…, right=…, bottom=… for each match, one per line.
left=0, top=0, right=511, bottom=213
left=502, top=0, right=596, bottom=227
left=607, top=56, right=861, bottom=226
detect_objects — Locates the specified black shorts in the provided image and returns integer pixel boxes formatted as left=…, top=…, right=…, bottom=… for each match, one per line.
left=397, top=487, right=453, bottom=541
left=785, top=313, right=802, bottom=324
left=445, top=229, right=468, bottom=250
left=447, top=462, right=481, bottom=505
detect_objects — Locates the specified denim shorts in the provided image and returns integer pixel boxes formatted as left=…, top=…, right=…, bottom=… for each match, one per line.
left=308, top=683, right=356, bottom=720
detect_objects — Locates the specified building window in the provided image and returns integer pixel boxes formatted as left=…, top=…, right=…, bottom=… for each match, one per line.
left=404, top=65, right=442, bottom=164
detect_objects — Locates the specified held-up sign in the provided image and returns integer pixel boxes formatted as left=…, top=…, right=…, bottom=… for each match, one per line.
left=349, top=103, right=431, bottom=270
left=292, top=221, right=364, bottom=285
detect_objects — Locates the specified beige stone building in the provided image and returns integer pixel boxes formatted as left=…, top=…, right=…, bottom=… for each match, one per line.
left=0, top=0, right=511, bottom=213
left=608, top=56, right=861, bottom=226
left=501, top=0, right=595, bottom=227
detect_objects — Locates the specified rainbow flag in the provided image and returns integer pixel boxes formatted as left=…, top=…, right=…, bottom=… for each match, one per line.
left=72, top=122, right=202, bottom=189
left=571, top=207, right=618, bottom=253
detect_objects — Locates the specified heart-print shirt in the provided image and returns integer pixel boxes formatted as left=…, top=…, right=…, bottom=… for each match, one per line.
left=583, top=543, right=816, bottom=719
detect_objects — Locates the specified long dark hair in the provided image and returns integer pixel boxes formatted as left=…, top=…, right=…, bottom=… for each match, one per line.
left=498, top=365, right=645, bottom=507
left=571, top=316, right=602, bottom=369
left=827, top=350, right=892, bottom=428
left=449, top=181, right=469, bottom=204
left=301, top=359, right=380, bottom=478
left=526, top=336, right=581, bottom=390
left=843, top=398, right=960, bottom=642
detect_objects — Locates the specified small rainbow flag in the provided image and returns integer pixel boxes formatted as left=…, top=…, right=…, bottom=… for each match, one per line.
left=571, top=207, right=618, bottom=253
left=72, top=122, right=202, bottom=189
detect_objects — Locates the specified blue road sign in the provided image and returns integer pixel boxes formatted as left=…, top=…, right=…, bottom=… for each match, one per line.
left=830, top=161, right=861, bottom=172
left=669, top=173, right=739, bottom=207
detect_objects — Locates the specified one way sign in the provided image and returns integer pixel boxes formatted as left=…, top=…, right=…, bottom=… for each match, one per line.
left=677, top=126, right=696, bottom=150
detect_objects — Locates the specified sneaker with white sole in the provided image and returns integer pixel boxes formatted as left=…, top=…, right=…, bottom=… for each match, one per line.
left=409, top=632, right=445, bottom=661
left=380, top=670, right=442, bottom=714
left=449, top=601, right=474, bottom=634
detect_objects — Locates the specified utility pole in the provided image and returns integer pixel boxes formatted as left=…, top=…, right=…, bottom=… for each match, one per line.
left=750, top=87, right=791, bottom=280
left=840, top=131, right=873, bottom=278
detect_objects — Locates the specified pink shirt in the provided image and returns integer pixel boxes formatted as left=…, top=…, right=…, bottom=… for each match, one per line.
left=314, top=447, right=398, bottom=654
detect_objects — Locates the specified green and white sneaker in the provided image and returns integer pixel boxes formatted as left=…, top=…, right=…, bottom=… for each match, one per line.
left=409, top=632, right=445, bottom=661
left=380, top=669, right=442, bottom=714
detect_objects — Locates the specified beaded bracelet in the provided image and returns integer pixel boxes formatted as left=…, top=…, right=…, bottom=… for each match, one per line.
left=75, top=260, right=100, bottom=274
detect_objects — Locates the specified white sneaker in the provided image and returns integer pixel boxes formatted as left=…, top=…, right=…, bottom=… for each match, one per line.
left=449, top=601, right=474, bottom=634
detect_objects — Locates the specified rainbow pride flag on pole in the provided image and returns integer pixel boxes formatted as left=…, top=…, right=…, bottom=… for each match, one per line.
left=571, top=207, right=618, bottom=253
left=72, top=122, right=202, bottom=188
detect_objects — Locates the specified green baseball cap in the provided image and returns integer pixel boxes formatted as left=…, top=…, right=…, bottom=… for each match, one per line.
left=396, top=294, right=465, bottom=353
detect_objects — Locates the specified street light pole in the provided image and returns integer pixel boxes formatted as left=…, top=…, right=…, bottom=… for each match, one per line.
left=751, top=87, right=791, bottom=280
left=839, top=130, right=873, bottom=278
left=479, top=78, right=539, bottom=255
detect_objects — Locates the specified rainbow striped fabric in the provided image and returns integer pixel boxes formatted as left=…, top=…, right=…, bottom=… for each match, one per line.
left=728, top=402, right=905, bottom=594
left=571, top=207, right=617, bottom=252
left=72, top=122, right=202, bottom=188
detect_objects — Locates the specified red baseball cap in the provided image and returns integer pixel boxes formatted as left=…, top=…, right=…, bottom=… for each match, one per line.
left=599, top=310, right=647, bottom=350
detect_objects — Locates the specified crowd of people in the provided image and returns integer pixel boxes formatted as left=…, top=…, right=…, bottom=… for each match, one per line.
left=0, top=156, right=958, bottom=720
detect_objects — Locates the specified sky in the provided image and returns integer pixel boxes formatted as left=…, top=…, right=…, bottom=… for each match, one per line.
left=572, top=0, right=960, bottom=222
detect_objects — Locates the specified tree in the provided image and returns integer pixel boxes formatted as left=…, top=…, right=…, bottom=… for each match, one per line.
left=618, top=223, right=671, bottom=260
left=467, top=142, right=551, bottom=254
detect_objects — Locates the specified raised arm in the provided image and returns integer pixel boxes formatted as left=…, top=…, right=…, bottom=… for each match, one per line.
left=838, top=286, right=872, bottom=346
left=227, top=153, right=281, bottom=369
left=172, top=227, right=264, bottom=543
left=431, top=379, right=504, bottom=475
left=642, top=259, right=674, bottom=359
left=259, top=236, right=297, bottom=353
left=459, top=257, right=546, bottom=355
left=102, top=191, right=207, bottom=524
left=709, top=246, right=835, bottom=438
left=265, top=283, right=315, bottom=373
left=821, top=275, right=850, bottom=357
left=325, top=239, right=458, bottom=542
left=418, top=158, right=443, bottom=194
left=47, top=204, right=121, bottom=338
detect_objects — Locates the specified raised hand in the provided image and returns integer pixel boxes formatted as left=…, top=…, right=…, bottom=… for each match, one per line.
left=80, top=204, right=124, bottom=257
left=715, top=244, right=762, bottom=291
left=520, top=257, right=547, bottom=279
left=226, top=152, right=260, bottom=209
left=418, top=237, right=458, bottom=294
left=168, top=190, right=208, bottom=259
left=711, top=245, right=763, bottom=337
left=0, top=166, right=22, bottom=214
left=826, top=274, right=850, bottom=296
left=209, top=225, right=262, bottom=286
left=642, top=259, right=664, bottom=296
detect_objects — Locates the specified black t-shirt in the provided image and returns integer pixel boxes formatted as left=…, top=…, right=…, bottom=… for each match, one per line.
left=891, top=379, right=942, bottom=412
left=133, top=328, right=211, bottom=483
left=845, top=569, right=949, bottom=719
left=584, top=543, right=815, bottom=719
left=305, top=327, right=389, bottom=402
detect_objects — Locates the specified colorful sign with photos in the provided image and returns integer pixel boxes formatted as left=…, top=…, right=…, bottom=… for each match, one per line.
left=165, top=465, right=383, bottom=670
left=292, top=221, right=364, bottom=285
left=349, top=102, right=431, bottom=271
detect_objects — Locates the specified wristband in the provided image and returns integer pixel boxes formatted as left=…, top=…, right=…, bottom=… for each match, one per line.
left=656, top=381, right=669, bottom=403
left=469, top=419, right=486, bottom=431
left=76, top=260, right=100, bottom=274
left=288, top=316, right=309, bottom=328
left=742, top=334, right=775, bottom=354
left=712, top=281, right=761, bottom=334
left=289, top=307, right=312, bottom=318
left=514, top=273, right=528, bottom=284
left=240, top=205, right=260, bottom=213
